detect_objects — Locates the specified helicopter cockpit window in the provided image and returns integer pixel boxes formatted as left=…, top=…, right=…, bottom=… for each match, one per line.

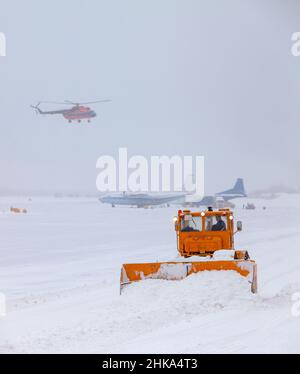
left=180, top=215, right=202, bottom=232
left=205, top=215, right=227, bottom=231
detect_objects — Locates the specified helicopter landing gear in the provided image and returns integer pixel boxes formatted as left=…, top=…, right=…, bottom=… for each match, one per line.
left=78, top=120, right=81, bottom=123
left=68, top=120, right=72, bottom=123
left=88, top=119, right=91, bottom=123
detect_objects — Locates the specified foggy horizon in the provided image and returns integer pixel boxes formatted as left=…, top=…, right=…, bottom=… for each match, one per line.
left=1, top=0, right=300, bottom=195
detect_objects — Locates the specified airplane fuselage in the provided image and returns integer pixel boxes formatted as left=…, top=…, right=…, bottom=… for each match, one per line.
left=100, top=193, right=184, bottom=208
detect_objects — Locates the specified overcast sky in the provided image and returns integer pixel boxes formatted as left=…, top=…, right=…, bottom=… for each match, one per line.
left=0, top=0, right=300, bottom=194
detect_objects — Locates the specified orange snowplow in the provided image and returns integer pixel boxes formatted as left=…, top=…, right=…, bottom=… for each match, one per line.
left=120, top=208, right=257, bottom=294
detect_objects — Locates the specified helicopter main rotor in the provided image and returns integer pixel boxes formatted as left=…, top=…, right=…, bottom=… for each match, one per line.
left=39, top=99, right=111, bottom=106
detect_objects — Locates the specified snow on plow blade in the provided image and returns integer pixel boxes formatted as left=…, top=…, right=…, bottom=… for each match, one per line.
left=120, top=260, right=257, bottom=294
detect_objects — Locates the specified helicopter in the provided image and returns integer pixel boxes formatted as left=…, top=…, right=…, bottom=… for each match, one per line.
left=31, top=100, right=111, bottom=123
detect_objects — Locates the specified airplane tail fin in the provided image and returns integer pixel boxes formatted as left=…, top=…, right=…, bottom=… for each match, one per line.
left=232, top=178, right=246, bottom=195
left=216, top=178, right=247, bottom=199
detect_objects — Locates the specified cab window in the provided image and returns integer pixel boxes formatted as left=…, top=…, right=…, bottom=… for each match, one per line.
left=205, top=215, right=227, bottom=231
left=180, top=215, right=202, bottom=232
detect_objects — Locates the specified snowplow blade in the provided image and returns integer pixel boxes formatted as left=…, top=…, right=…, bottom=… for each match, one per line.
left=120, top=260, right=257, bottom=294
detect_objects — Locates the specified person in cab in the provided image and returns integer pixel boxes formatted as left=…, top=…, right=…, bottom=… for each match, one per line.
left=212, top=215, right=226, bottom=231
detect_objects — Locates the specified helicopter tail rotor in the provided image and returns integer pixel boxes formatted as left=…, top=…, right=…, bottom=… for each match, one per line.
left=30, top=102, right=42, bottom=114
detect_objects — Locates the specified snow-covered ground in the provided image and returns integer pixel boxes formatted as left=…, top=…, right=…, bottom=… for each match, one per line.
left=0, top=194, right=300, bottom=353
